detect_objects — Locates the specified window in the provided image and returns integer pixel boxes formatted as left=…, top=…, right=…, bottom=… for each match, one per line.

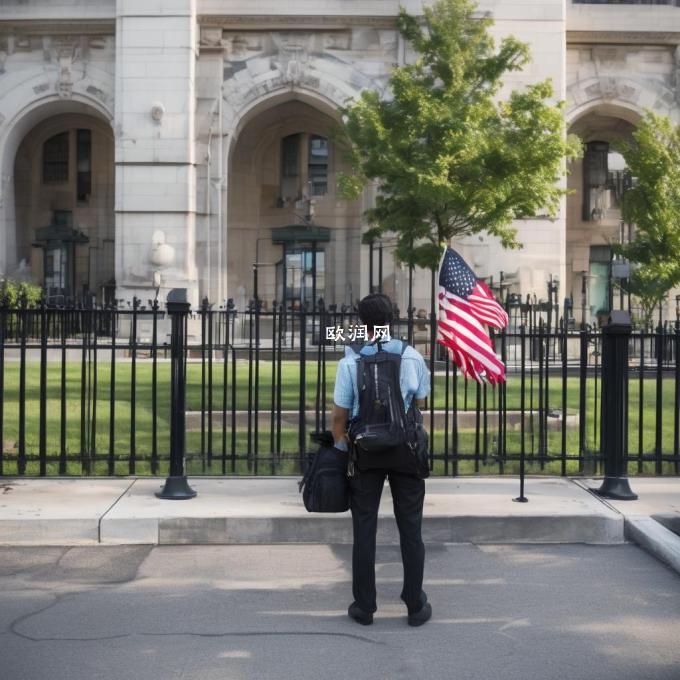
left=43, top=132, right=69, bottom=183
left=53, top=210, right=72, bottom=227
left=281, top=134, right=300, bottom=178
left=281, top=133, right=300, bottom=201
left=582, top=141, right=631, bottom=221
left=308, top=136, right=328, bottom=196
left=279, top=133, right=329, bottom=203
left=76, top=129, right=92, bottom=202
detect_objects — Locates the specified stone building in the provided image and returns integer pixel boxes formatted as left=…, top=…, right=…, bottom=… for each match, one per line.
left=0, top=0, right=678, bottom=324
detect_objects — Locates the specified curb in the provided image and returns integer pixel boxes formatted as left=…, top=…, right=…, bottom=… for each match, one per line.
left=624, top=516, right=680, bottom=576
left=570, top=478, right=680, bottom=578
left=98, top=513, right=624, bottom=546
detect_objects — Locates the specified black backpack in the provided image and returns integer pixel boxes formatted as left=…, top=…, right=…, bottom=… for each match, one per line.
left=346, top=339, right=428, bottom=476
left=298, top=431, right=350, bottom=513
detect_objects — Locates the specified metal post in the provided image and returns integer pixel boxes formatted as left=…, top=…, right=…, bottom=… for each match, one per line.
left=594, top=310, right=637, bottom=500
left=581, top=271, right=588, bottom=330
left=311, top=241, right=317, bottom=312
left=514, top=323, right=528, bottom=502
left=407, top=279, right=414, bottom=338
left=156, top=288, right=196, bottom=499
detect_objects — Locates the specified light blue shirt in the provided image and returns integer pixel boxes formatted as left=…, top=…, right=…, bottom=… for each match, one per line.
left=333, top=339, right=431, bottom=423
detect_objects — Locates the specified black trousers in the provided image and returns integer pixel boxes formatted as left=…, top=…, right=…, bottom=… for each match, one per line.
left=349, top=467, right=426, bottom=615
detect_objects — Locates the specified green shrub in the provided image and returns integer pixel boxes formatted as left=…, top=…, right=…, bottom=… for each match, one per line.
left=0, top=279, right=43, bottom=308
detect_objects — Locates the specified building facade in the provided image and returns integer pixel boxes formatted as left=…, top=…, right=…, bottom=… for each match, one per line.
left=0, top=0, right=678, bottom=323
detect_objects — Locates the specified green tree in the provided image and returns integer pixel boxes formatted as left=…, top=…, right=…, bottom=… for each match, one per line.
left=623, top=268, right=672, bottom=327
left=338, top=0, right=581, bottom=272
left=613, top=110, right=680, bottom=325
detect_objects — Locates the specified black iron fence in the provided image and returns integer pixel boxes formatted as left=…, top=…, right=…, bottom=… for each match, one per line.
left=0, top=298, right=678, bottom=477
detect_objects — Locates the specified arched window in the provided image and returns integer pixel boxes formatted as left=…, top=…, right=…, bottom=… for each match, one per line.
left=43, top=132, right=69, bottom=183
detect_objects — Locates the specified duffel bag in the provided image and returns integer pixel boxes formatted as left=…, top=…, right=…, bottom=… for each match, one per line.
left=298, top=439, right=351, bottom=513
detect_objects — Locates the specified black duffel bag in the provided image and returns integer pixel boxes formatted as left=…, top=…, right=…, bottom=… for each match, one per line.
left=298, top=431, right=350, bottom=513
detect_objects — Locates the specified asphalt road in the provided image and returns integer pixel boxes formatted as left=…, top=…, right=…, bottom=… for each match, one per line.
left=0, top=542, right=679, bottom=680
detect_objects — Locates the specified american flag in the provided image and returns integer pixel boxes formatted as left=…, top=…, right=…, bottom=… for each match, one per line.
left=436, top=247, right=509, bottom=385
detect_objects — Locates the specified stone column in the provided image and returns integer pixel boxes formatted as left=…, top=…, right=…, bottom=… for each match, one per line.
left=114, top=0, right=199, bottom=307
left=195, top=26, right=225, bottom=305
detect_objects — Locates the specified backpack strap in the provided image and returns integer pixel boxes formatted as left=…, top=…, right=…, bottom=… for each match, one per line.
left=356, top=354, right=365, bottom=395
left=346, top=341, right=364, bottom=358
left=368, top=335, right=383, bottom=352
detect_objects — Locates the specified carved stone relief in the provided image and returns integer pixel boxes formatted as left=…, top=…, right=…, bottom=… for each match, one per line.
left=567, top=45, right=675, bottom=115
left=0, top=32, right=111, bottom=87
left=219, top=28, right=397, bottom=123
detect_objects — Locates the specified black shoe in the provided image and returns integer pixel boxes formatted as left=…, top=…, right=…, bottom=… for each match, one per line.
left=348, top=601, right=373, bottom=625
left=407, top=602, right=432, bottom=627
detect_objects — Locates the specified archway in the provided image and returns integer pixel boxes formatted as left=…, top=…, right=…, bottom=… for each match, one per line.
left=1, top=99, right=114, bottom=303
left=566, top=105, right=639, bottom=327
left=225, top=95, right=363, bottom=311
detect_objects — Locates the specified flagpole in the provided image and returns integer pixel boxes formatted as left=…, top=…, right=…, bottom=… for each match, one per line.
left=430, top=242, right=447, bottom=474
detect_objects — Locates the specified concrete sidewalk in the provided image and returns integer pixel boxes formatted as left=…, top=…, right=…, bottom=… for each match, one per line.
left=0, top=476, right=625, bottom=547
left=574, top=478, right=680, bottom=575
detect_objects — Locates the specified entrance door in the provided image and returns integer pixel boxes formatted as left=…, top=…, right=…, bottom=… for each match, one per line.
left=277, top=247, right=325, bottom=309
left=589, top=245, right=611, bottom=325
left=44, top=244, right=71, bottom=300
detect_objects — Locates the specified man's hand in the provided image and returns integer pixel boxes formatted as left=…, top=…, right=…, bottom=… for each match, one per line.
left=331, top=402, right=350, bottom=448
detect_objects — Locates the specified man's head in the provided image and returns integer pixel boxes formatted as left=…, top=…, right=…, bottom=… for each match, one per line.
left=358, top=293, right=393, bottom=339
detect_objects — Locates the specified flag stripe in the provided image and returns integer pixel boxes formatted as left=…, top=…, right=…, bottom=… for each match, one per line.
left=438, top=303, right=503, bottom=369
left=437, top=312, right=504, bottom=376
left=437, top=289, right=506, bottom=383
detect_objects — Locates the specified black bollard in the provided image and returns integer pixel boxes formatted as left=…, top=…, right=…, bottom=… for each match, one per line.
left=156, top=288, right=197, bottom=500
left=594, top=310, right=637, bottom=500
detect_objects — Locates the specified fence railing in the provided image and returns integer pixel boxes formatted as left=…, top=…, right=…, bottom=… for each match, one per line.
left=0, top=298, right=678, bottom=477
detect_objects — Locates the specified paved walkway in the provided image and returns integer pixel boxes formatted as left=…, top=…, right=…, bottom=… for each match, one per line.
left=1, top=542, right=678, bottom=680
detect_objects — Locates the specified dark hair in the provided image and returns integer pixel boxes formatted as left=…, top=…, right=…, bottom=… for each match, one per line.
left=358, top=293, right=393, bottom=329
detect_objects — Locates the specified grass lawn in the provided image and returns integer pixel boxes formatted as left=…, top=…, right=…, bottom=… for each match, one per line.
left=0, top=359, right=677, bottom=477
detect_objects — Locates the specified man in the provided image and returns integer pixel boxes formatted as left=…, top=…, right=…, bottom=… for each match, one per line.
left=331, top=293, right=432, bottom=627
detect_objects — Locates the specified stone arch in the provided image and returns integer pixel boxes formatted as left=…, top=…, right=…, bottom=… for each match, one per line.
left=566, top=76, right=676, bottom=125
left=225, top=86, right=351, bottom=166
left=564, top=101, right=642, bottom=327
left=567, top=100, right=642, bottom=133
left=0, top=94, right=114, bottom=282
left=224, top=91, right=363, bottom=308
left=0, top=32, right=115, bottom=276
